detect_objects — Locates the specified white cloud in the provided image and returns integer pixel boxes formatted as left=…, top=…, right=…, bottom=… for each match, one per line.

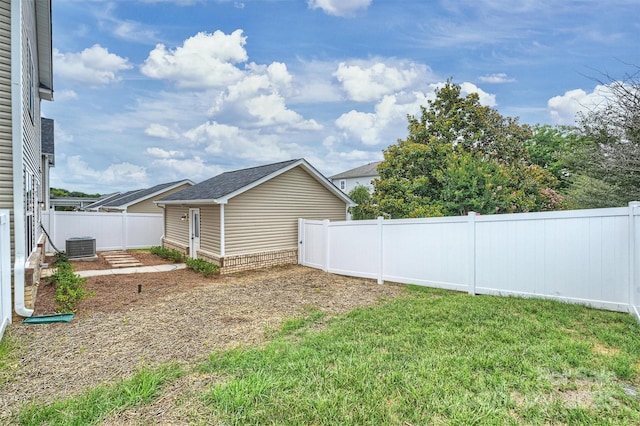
left=149, top=156, right=223, bottom=182
left=334, top=61, right=427, bottom=102
left=547, top=84, right=613, bottom=125
left=210, top=62, right=321, bottom=130
left=54, top=90, right=78, bottom=101
left=54, top=45, right=132, bottom=86
left=141, top=30, right=248, bottom=88
left=145, top=147, right=184, bottom=159
left=478, top=73, right=516, bottom=84
left=459, top=82, right=497, bottom=107
left=336, top=91, right=430, bottom=145
left=308, top=0, right=371, bottom=17
left=144, top=123, right=181, bottom=140
left=66, top=156, right=148, bottom=186
left=430, top=81, right=497, bottom=107
left=183, top=121, right=302, bottom=162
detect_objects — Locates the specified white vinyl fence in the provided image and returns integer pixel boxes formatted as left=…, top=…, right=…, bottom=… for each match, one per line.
left=0, top=210, right=11, bottom=341
left=42, top=210, right=164, bottom=252
left=299, top=202, right=640, bottom=319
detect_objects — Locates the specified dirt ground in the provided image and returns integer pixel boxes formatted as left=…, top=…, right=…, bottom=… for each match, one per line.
left=0, top=251, right=406, bottom=422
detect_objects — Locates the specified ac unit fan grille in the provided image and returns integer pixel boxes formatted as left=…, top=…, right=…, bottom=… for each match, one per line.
left=66, top=237, right=96, bottom=259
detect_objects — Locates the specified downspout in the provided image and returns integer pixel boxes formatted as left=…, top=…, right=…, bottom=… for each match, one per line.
left=219, top=203, right=225, bottom=260
left=11, top=0, right=33, bottom=317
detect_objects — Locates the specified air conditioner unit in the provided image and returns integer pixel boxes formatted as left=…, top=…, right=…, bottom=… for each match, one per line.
left=66, top=237, right=96, bottom=259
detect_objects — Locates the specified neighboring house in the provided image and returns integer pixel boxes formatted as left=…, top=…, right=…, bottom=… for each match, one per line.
left=329, top=161, right=381, bottom=194
left=156, top=159, right=354, bottom=274
left=41, top=117, right=54, bottom=210
left=85, top=180, right=194, bottom=214
left=0, top=0, right=54, bottom=319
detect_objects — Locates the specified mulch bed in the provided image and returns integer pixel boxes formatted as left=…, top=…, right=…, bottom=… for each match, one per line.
left=0, top=251, right=407, bottom=422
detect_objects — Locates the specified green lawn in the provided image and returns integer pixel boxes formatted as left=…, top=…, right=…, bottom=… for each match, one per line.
left=14, top=286, right=640, bottom=425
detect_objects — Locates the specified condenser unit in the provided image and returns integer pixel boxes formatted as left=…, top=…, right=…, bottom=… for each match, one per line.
left=65, top=237, right=96, bottom=259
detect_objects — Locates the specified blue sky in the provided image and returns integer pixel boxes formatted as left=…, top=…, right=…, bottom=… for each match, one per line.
left=42, top=0, right=640, bottom=194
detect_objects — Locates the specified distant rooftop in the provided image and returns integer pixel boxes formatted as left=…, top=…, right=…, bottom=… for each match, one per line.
left=329, top=161, right=382, bottom=180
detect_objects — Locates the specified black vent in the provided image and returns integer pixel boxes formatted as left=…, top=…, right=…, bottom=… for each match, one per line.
left=65, top=237, right=96, bottom=259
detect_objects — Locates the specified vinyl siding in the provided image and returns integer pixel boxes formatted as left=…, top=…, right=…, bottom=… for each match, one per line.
left=200, top=204, right=220, bottom=255
left=164, top=205, right=190, bottom=247
left=128, top=184, right=192, bottom=213
left=0, top=1, right=12, bottom=212
left=224, top=166, right=347, bottom=256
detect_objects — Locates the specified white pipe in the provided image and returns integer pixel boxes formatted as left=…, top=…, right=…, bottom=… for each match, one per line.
left=11, top=0, right=33, bottom=317
left=220, top=203, right=225, bottom=257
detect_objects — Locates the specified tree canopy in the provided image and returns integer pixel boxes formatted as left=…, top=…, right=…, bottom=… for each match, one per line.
left=367, top=82, right=563, bottom=218
left=564, top=68, right=640, bottom=207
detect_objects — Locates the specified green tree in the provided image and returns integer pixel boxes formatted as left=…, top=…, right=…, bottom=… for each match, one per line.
left=347, top=185, right=376, bottom=220
left=370, top=82, right=563, bottom=218
left=565, top=68, right=640, bottom=207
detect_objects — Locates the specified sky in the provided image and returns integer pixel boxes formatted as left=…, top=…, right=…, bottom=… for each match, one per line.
left=42, top=0, right=640, bottom=194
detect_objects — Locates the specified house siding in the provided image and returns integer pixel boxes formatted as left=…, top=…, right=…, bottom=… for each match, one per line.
left=200, top=204, right=220, bottom=255
left=0, top=1, right=12, bottom=213
left=163, top=205, right=190, bottom=252
left=224, top=166, right=346, bottom=256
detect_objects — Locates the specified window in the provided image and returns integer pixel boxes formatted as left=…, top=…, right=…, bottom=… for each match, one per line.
left=340, top=180, right=346, bottom=190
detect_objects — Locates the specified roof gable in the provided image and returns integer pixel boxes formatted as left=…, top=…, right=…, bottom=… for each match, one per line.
left=158, top=159, right=354, bottom=206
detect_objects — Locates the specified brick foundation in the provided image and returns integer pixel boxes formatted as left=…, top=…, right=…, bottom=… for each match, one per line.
left=162, top=239, right=189, bottom=256
left=163, top=239, right=298, bottom=275
left=194, top=248, right=298, bottom=274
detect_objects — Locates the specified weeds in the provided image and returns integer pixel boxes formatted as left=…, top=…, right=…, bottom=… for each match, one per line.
left=46, top=252, right=90, bottom=313
left=150, top=246, right=219, bottom=276
left=150, top=246, right=184, bottom=262
left=184, top=257, right=219, bottom=277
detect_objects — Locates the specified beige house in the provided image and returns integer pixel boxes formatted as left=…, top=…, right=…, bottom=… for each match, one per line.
left=0, top=0, right=53, bottom=325
left=157, top=159, right=354, bottom=274
left=85, top=180, right=194, bottom=213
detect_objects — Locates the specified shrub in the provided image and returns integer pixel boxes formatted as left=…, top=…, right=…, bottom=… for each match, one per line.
left=47, top=260, right=90, bottom=313
left=53, top=251, right=69, bottom=266
left=185, top=257, right=219, bottom=277
left=150, top=246, right=185, bottom=263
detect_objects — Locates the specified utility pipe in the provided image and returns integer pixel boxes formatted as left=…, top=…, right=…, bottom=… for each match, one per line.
left=11, top=0, right=33, bottom=317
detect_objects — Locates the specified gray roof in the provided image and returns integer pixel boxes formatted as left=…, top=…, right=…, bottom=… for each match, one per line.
left=160, top=159, right=299, bottom=202
left=329, top=161, right=382, bottom=180
left=101, top=180, right=191, bottom=208
left=85, top=180, right=193, bottom=210
left=41, top=118, right=54, bottom=164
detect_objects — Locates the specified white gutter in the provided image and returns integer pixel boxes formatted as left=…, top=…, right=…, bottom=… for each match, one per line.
left=220, top=203, right=225, bottom=257
left=11, top=0, right=33, bottom=317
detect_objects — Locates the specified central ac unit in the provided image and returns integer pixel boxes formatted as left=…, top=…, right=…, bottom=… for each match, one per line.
left=66, top=237, right=96, bottom=259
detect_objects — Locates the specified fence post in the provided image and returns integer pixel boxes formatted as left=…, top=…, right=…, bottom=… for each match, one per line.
left=298, top=218, right=304, bottom=265
left=323, top=219, right=330, bottom=272
left=467, top=211, right=477, bottom=295
left=377, top=216, right=384, bottom=284
left=629, top=202, right=640, bottom=318
left=122, top=212, right=128, bottom=250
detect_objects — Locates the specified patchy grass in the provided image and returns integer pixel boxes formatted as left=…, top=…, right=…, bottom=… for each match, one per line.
left=14, top=287, right=640, bottom=425
left=199, top=287, right=640, bottom=425
left=0, top=333, right=20, bottom=386
left=17, top=364, right=183, bottom=426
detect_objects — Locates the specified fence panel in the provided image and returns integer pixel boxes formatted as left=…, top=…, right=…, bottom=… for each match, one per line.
left=382, top=217, right=468, bottom=291
left=299, top=203, right=640, bottom=315
left=299, top=220, right=325, bottom=269
left=474, top=208, right=630, bottom=311
left=42, top=211, right=163, bottom=252
left=327, top=219, right=381, bottom=280
left=0, top=210, right=11, bottom=341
